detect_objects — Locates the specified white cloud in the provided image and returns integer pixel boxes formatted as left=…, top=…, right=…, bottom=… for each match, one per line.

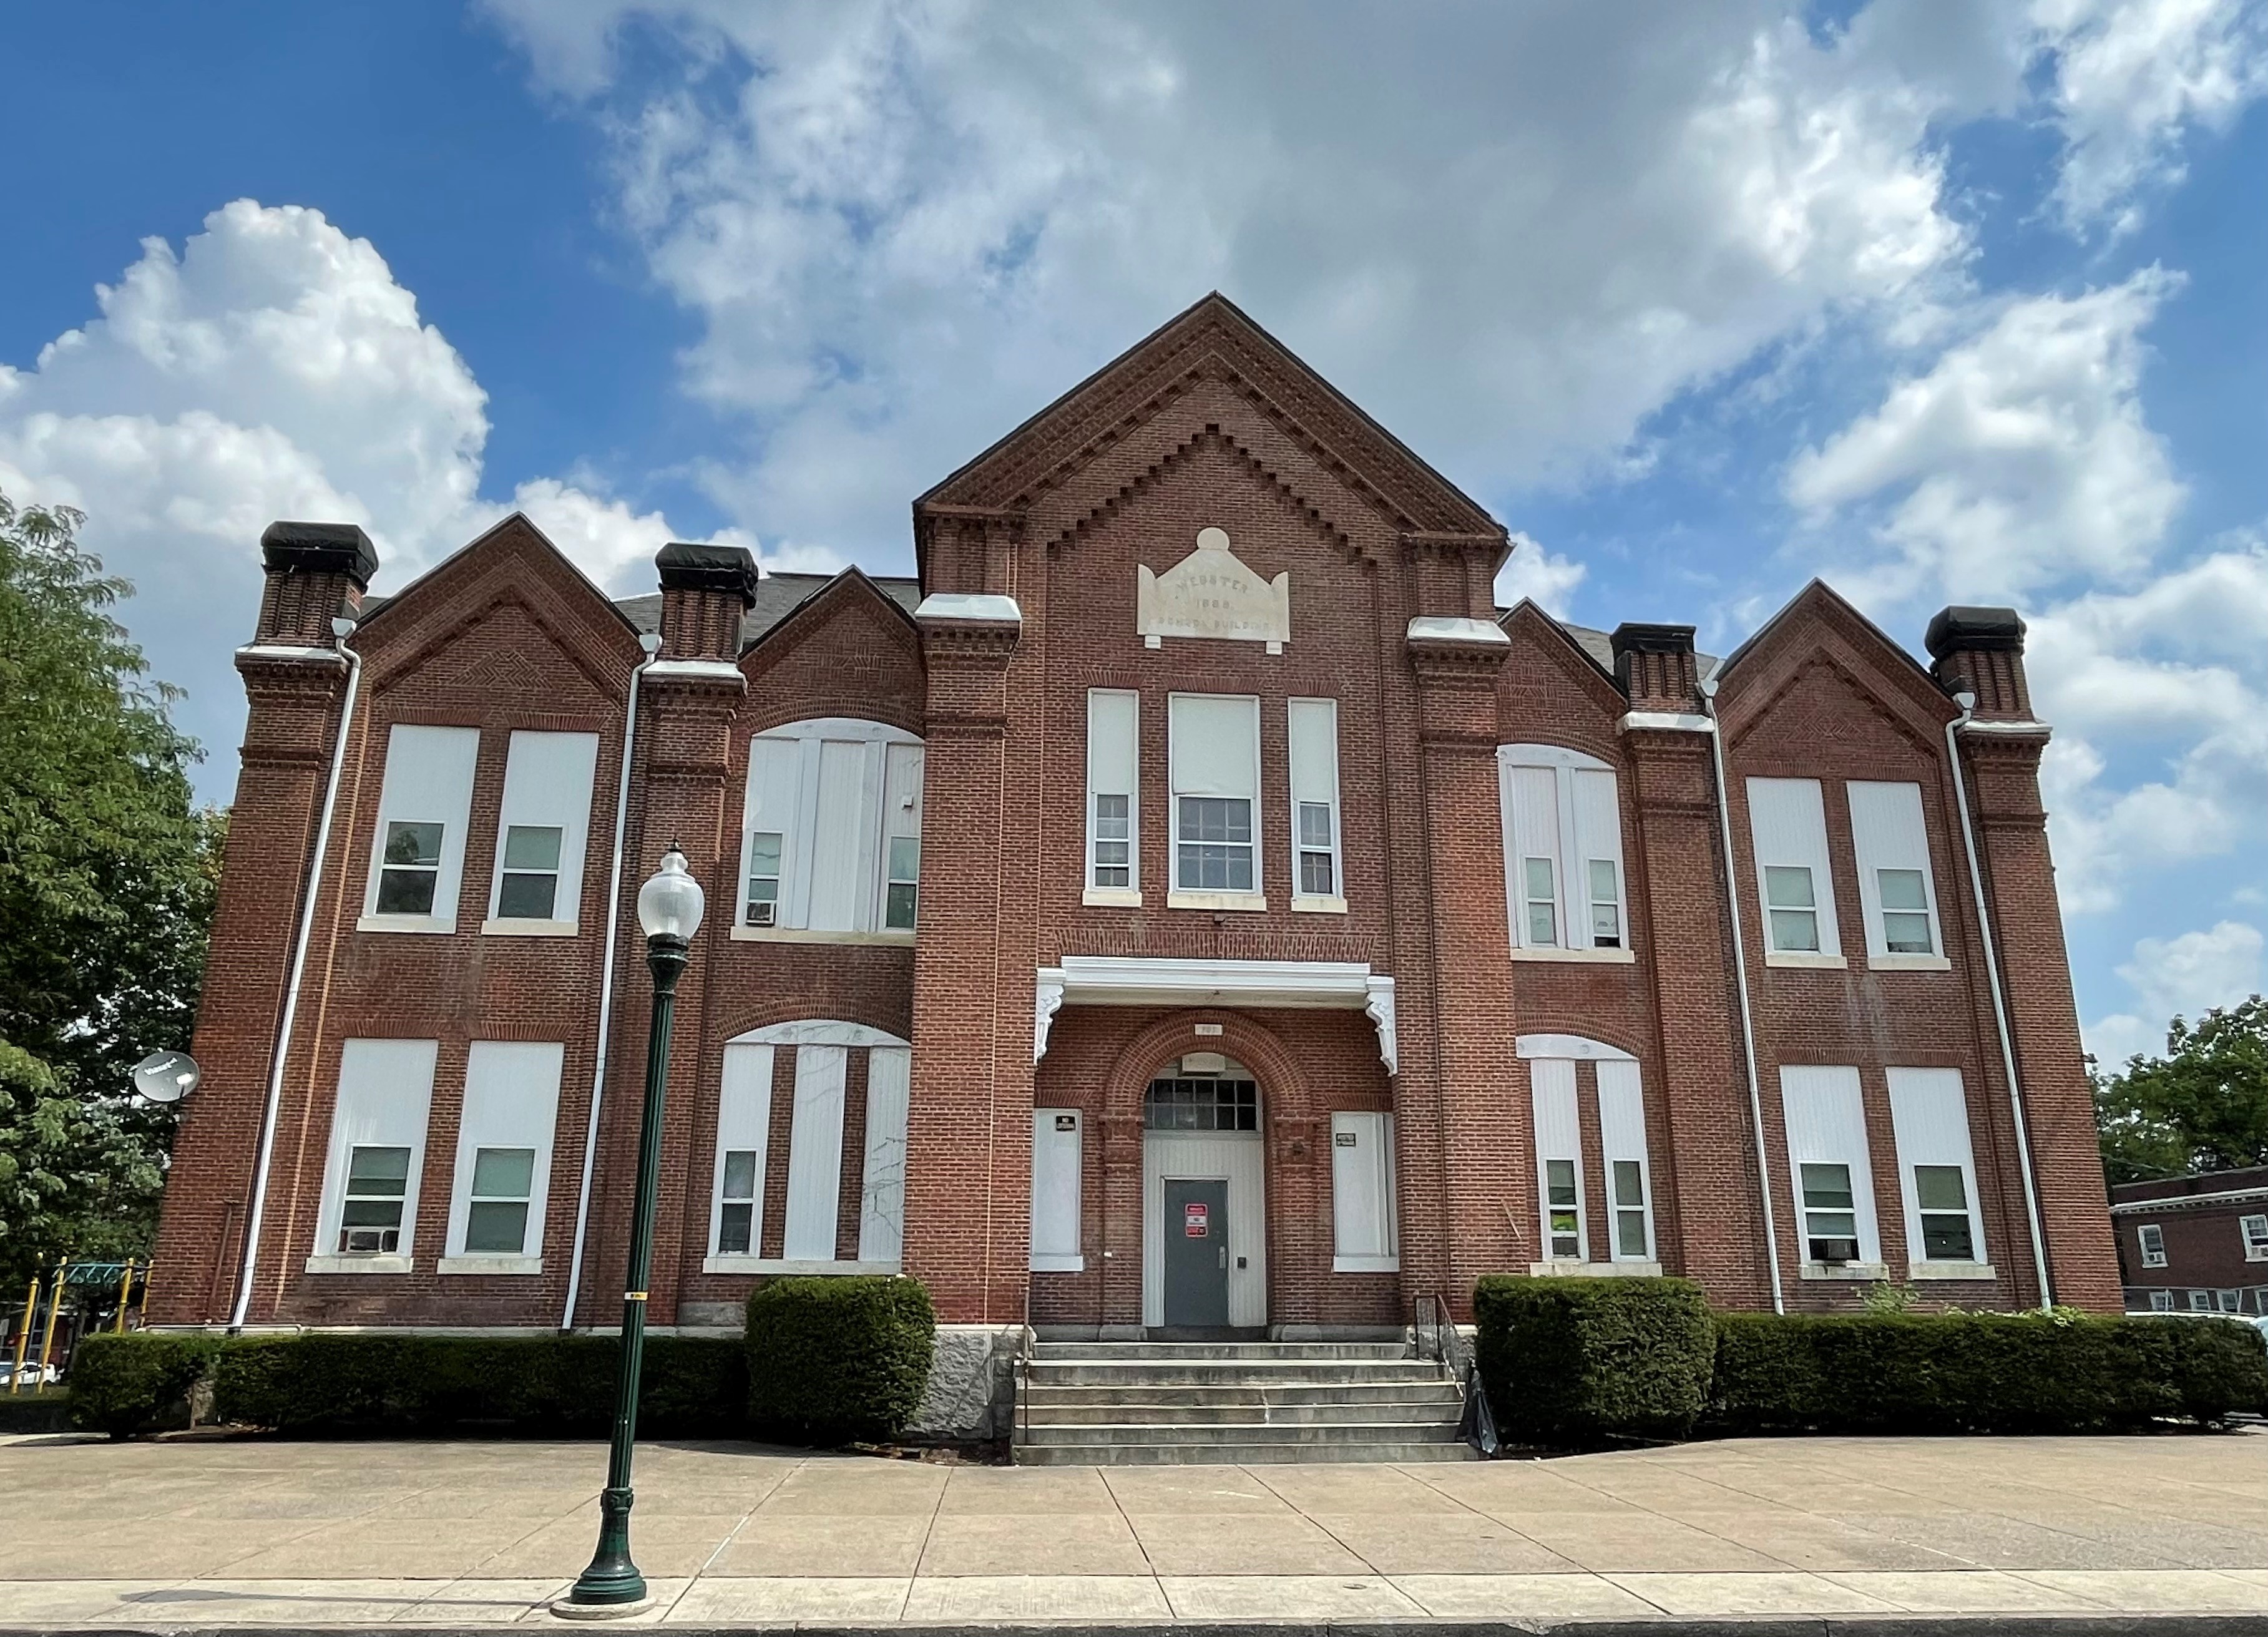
left=1495, top=532, right=1586, bottom=618
left=2085, top=918, right=2264, bottom=1063
left=2032, top=0, right=2268, bottom=235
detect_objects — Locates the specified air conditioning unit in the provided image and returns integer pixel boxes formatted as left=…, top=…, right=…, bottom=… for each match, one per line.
left=341, top=1227, right=400, bottom=1254
left=748, top=901, right=776, bottom=927
left=1816, top=1238, right=1860, bottom=1266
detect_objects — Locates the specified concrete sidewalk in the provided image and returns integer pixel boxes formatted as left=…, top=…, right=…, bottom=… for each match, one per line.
left=4, top=1430, right=2268, bottom=1626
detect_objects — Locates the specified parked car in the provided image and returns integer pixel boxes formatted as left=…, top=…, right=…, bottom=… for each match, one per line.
left=0, top=1360, right=60, bottom=1388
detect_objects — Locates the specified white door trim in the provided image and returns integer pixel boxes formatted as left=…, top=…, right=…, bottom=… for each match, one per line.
left=1142, top=1129, right=1266, bottom=1328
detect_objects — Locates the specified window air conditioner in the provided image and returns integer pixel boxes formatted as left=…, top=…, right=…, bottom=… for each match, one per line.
left=1816, top=1238, right=1859, bottom=1266
left=749, top=902, right=776, bottom=927
left=342, top=1228, right=400, bottom=1254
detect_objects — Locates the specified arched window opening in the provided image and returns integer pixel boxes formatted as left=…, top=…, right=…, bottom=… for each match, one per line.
left=1145, top=1054, right=1259, bottom=1131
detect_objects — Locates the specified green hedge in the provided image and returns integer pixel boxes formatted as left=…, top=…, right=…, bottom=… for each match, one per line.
left=746, top=1276, right=935, bottom=1445
left=69, top=1333, right=221, bottom=1438
left=1713, top=1310, right=2268, bottom=1435
left=1474, top=1274, right=1715, bottom=1446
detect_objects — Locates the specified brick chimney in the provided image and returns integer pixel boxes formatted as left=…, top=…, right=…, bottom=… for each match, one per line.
left=1609, top=622, right=1700, bottom=712
left=655, top=540, right=759, bottom=661
left=1925, top=605, right=2031, bottom=720
left=255, top=522, right=376, bottom=647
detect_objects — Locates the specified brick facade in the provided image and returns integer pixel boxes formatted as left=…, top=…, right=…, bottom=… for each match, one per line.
left=150, top=295, right=2122, bottom=1332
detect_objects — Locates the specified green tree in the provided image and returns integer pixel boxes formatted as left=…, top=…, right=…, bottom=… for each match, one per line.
left=0, top=492, right=220, bottom=1296
left=2093, top=997, right=2268, bottom=1186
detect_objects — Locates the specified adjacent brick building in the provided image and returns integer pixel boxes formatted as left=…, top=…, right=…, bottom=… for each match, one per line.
left=2111, top=1166, right=2268, bottom=1314
left=150, top=294, right=2122, bottom=1342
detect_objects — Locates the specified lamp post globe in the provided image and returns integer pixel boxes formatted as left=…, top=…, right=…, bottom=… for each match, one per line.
left=562, top=844, right=704, bottom=1616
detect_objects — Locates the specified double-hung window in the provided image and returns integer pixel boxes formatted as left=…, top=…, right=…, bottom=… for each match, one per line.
left=1847, top=781, right=1947, bottom=967
left=2243, top=1214, right=2268, bottom=1262
left=316, top=1039, right=437, bottom=1269
left=1597, top=1059, right=1655, bottom=1262
left=484, top=731, right=599, bottom=933
left=1168, top=693, right=1263, bottom=907
left=2138, top=1222, right=2168, bottom=1268
left=1084, top=690, right=1140, bottom=902
left=361, top=725, right=480, bottom=932
left=1498, top=746, right=1629, bottom=957
left=442, top=1041, right=562, bottom=1270
left=1288, top=698, right=1344, bottom=909
left=1530, top=1058, right=1585, bottom=1261
left=1747, top=778, right=1843, bottom=964
left=1779, top=1065, right=1880, bottom=1270
left=738, top=720, right=925, bottom=938
left=1885, top=1067, right=1987, bottom=1271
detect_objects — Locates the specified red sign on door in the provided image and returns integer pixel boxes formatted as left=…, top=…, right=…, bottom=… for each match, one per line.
left=1184, top=1202, right=1210, bottom=1238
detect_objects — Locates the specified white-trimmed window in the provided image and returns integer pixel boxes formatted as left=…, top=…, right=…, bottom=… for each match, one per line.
left=705, top=1021, right=911, bottom=1272
left=738, top=720, right=924, bottom=938
left=361, top=725, right=480, bottom=932
left=1030, top=1109, right=1084, bottom=1272
left=484, top=731, right=599, bottom=934
left=442, top=1041, right=562, bottom=1270
left=313, top=1039, right=437, bottom=1270
left=1289, top=698, right=1344, bottom=910
left=1497, top=746, right=1628, bottom=957
left=1780, top=1065, right=1880, bottom=1270
left=1331, top=1112, right=1398, bottom=1271
left=1085, top=690, right=1139, bottom=902
left=2149, top=1289, right=2174, bottom=1312
left=1597, top=1060, right=1655, bottom=1262
left=2138, top=1222, right=2168, bottom=1268
left=1747, top=778, right=1842, bottom=962
left=1847, top=781, right=1947, bottom=967
left=2244, top=1214, right=2268, bottom=1262
left=1168, top=693, right=1263, bottom=906
left=1885, top=1067, right=1986, bottom=1271
left=1531, top=1058, right=1585, bottom=1260
left=2190, top=1289, right=2212, bottom=1311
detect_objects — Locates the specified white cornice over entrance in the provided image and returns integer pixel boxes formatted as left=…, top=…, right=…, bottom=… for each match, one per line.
left=1034, top=955, right=1396, bottom=1075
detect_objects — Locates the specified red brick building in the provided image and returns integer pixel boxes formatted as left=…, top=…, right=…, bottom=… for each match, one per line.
left=2111, top=1166, right=2268, bottom=1314
left=150, top=294, right=2121, bottom=1352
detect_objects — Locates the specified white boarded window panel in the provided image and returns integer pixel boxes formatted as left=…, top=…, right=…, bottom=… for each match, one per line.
left=1747, top=777, right=1841, bottom=955
left=1030, top=1109, right=1084, bottom=1271
left=741, top=722, right=924, bottom=934
left=712, top=1043, right=776, bottom=1256
left=1779, top=1065, right=1880, bottom=1266
left=365, top=725, right=481, bottom=922
left=807, top=738, right=877, bottom=931
left=782, top=1045, right=848, bottom=1260
left=744, top=737, right=804, bottom=926
left=1570, top=767, right=1626, bottom=949
left=1331, top=1112, right=1398, bottom=1271
left=1086, top=691, right=1138, bottom=891
left=879, top=743, right=924, bottom=928
left=1595, top=1059, right=1654, bottom=1261
left=318, top=1038, right=439, bottom=1256
left=1288, top=698, right=1342, bottom=901
left=1505, top=765, right=1563, bottom=947
left=1886, top=1067, right=1985, bottom=1266
left=447, top=1042, right=564, bottom=1258
left=487, top=731, right=599, bottom=926
left=1169, top=694, right=1261, bottom=798
left=1847, top=781, right=1943, bottom=960
left=1530, top=1057, right=1585, bottom=1261
left=858, top=1047, right=911, bottom=1264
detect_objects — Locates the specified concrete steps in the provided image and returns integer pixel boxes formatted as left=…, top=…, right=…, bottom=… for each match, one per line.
left=1012, top=1339, right=1473, bottom=1467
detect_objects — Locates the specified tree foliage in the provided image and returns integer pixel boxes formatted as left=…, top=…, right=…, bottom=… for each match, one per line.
left=0, top=491, right=220, bottom=1294
left=2094, top=997, right=2268, bottom=1186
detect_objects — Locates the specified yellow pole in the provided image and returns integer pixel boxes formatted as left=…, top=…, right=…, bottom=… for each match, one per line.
left=114, top=1261, right=135, bottom=1334
left=8, top=1270, right=36, bottom=1395
left=35, top=1261, right=68, bottom=1389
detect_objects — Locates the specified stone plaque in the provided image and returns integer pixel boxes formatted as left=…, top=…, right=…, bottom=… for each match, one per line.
left=1136, top=526, right=1290, bottom=653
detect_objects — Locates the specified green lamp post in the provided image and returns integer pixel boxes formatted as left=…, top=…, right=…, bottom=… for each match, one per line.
left=563, top=844, right=704, bottom=1615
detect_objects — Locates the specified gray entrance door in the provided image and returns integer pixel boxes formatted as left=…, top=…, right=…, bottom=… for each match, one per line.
left=1163, top=1178, right=1231, bottom=1329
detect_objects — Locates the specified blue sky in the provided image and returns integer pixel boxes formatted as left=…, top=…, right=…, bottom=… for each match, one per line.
left=3, top=1, right=2264, bottom=1062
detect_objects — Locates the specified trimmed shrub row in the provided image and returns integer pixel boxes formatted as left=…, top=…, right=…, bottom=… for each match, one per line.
left=1474, top=1274, right=1715, bottom=1444
left=745, top=1275, right=936, bottom=1444
left=70, top=1332, right=222, bottom=1438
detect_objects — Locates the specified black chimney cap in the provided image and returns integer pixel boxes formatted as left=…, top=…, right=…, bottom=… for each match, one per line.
left=1924, top=605, right=2025, bottom=658
left=1608, top=622, right=1698, bottom=659
left=262, top=521, right=378, bottom=588
left=656, top=540, right=759, bottom=604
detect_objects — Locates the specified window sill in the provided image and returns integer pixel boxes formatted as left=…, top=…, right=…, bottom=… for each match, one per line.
left=1511, top=946, right=1637, bottom=964
left=1869, top=953, right=1952, bottom=972
left=1082, top=887, right=1143, bottom=907
left=1799, top=1261, right=1888, bottom=1280
left=1030, top=1253, right=1087, bottom=1273
left=1166, top=890, right=1268, bottom=912
left=304, top=1254, right=413, bottom=1275
left=480, top=918, right=578, bottom=938
left=437, top=1255, right=544, bottom=1276
left=1333, top=1255, right=1400, bottom=1273
left=1909, top=1260, right=1997, bottom=1281
left=1527, top=1260, right=1663, bottom=1278
left=730, top=926, right=916, bottom=946
left=1766, top=950, right=1848, bottom=969
left=700, top=1256, right=904, bottom=1276
left=2141, top=1260, right=2169, bottom=1271
left=1291, top=894, right=1348, bottom=915
left=356, top=914, right=456, bottom=936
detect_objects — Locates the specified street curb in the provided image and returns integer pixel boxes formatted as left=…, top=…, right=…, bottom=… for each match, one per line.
left=11, top=1618, right=2268, bottom=1635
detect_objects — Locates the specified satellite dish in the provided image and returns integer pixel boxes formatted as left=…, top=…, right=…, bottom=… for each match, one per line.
left=131, top=1049, right=201, bottom=1105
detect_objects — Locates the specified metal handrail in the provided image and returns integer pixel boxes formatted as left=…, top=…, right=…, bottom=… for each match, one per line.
left=1414, top=1292, right=1498, bottom=1457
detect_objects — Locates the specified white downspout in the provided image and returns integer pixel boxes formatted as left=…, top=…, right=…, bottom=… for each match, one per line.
left=1700, top=673, right=1786, bottom=1314
left=560, top=632, right=662, bottom=1331
left=1944, top=691, right=2054, bottom=1310
left=231, top=618, right=361, bottom=1331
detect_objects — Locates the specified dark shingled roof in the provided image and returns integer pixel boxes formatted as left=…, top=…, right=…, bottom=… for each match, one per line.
left=612, top=573, right=922, bottom=650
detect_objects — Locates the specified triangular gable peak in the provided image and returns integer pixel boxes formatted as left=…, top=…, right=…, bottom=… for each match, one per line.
left=355, top=512, right=641, bottom=704
left=740, top=567, right=926, bottom=736
left=1714, top=580, right=1954, bottom=753
left=914, top=293, right=1502, bottom=579
left=743, top=565, right=922, bottom=669
left=1499, top=600, right=1626, bottom=719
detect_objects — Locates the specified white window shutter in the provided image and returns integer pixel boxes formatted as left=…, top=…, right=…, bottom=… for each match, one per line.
left=1030, top=1109, right=1083, bottom=1271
